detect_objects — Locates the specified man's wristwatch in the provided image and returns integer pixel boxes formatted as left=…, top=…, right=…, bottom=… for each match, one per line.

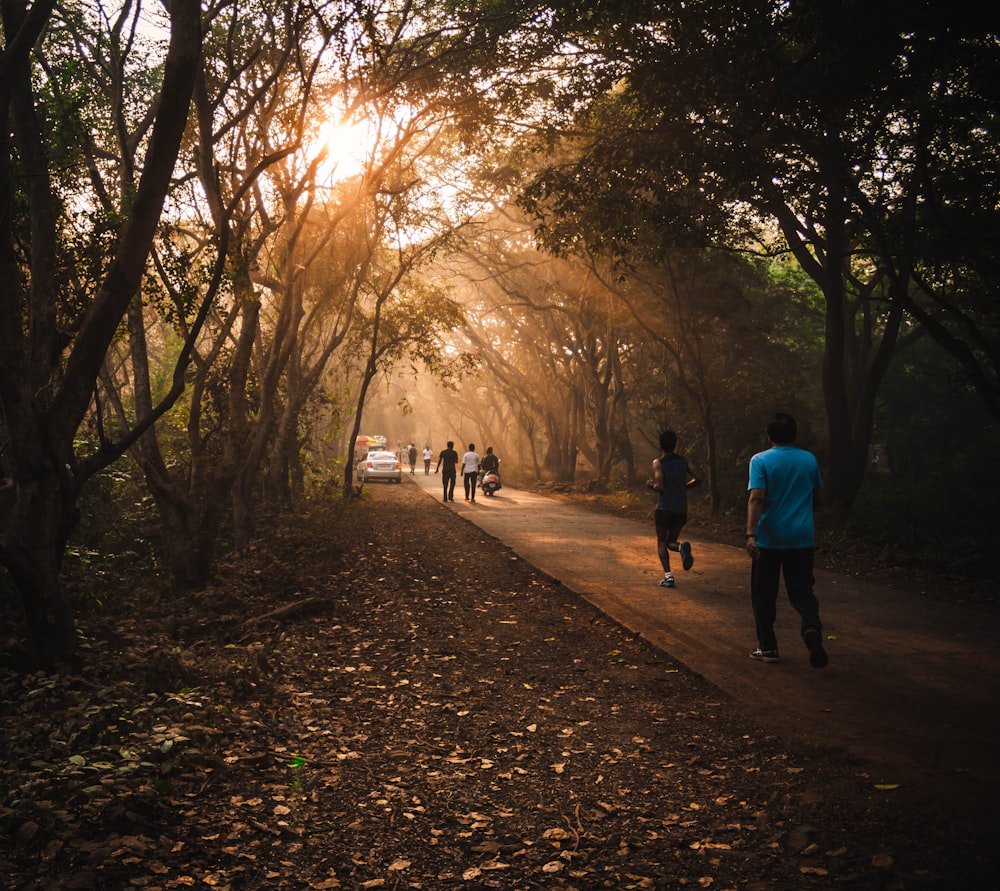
left=744, top=533, right=756, bottom=539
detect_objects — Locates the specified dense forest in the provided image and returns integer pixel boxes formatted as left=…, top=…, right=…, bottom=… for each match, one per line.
left=1, top=1, right=997, bottom=669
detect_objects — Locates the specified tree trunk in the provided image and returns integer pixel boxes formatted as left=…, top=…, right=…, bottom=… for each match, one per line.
left=226, top=285, right=262, bottom=551
left=344, top=366, right=380, bottom=495
left=820, top=279, right=904, bottom=516
left=614, top=420, right=636, bottom=486
left=150, top=486, right=208, bottom=588
left=703, top=414, right=721, bottom=516
left=775, top=182, right=903, bottom=516
left=263, top=413, right=298, bottom=506
left=1, top=464, right=78, bottom=669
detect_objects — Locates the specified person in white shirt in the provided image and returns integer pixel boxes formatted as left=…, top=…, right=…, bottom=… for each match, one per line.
left=422, top=445, right=433, bottom=474
left=460, top=444, right=481, bottom=502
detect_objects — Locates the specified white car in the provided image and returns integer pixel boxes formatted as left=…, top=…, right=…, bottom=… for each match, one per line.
left=357, top=450, right=402, bottom=483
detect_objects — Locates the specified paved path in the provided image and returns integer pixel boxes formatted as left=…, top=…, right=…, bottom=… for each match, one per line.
left=403, top=471, right=1000, bottom=830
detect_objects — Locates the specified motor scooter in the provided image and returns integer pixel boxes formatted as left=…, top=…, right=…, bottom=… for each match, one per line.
left=479, top=469, right=502, bottom=496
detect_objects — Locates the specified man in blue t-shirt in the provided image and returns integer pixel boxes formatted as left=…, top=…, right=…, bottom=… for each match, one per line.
left=745, top=413, right=828, bottom=668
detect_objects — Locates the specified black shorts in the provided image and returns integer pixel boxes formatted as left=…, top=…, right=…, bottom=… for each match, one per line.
left=655, top=509, right=687, bottom=532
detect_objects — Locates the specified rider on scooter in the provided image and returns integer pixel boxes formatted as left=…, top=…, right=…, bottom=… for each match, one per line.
left=482, top=447, right=499, bottom=472
left=479, top=447, right=500, bottom=489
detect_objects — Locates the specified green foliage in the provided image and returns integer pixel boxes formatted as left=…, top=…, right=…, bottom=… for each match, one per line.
left=147, top=227, right=220, bottom=329
left=847, top=468, right=997, bottom=582
left=841, top=334, right=1000, bottom=579
left=288, top=756, right=307, bottom=795
left=877, top=336, right=998, bottom=482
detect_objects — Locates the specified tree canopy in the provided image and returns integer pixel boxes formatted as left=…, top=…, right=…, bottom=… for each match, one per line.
left=519, top=0, right=1000, bottom=509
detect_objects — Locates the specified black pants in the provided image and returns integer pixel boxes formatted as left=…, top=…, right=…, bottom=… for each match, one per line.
left=442, top=470, right=456, bottom=500
left=750, top=547, right=822, bottom=651
left=464, top=472, right=478, bottom=500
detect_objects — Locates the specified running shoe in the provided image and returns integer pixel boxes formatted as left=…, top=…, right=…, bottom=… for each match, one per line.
left=803, top=629, right=829, bottom=668
left=750, top=648, right=780, bottom=663
left=679, top=542, right=693, bottom=571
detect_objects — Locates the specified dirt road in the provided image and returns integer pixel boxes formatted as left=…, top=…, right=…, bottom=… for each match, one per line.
left=406, top=471, right=1000, bottom=831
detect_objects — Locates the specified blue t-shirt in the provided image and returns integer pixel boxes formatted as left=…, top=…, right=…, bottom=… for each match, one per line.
left=748, top=445, right=822, bottom=548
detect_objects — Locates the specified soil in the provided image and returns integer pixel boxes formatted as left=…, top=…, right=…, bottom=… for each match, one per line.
left=0, top=482, right=994, bottom=890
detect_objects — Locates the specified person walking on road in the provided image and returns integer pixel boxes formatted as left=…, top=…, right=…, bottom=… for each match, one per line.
left=647, top=429, right=702, bottom=588
left=407, top=443, right=418, bottom=474
left=461, top=443, right=481, bottom=502
left=745, top=413, right=828, bottom=668
left=435, top=441, right=459, bottom=502
left=422, top=445, right=433, bottom=474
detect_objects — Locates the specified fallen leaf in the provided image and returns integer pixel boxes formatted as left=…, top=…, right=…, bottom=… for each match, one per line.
left=543, top=828, right=572, bottom=840
left=481, top=860, right=511, bottom=871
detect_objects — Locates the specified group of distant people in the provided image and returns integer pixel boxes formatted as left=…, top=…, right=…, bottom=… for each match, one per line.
left=397, top=443, right=436, bottom=475
left=433, top=442, right=498, bottom=503
left=648, top=412, right=827, bottom=670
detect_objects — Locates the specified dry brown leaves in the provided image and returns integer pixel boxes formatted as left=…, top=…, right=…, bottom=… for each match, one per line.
left=0, top=484, right=992, bottom=889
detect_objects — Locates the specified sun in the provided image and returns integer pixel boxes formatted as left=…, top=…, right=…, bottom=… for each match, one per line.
left=314, top=118, right=373, bottom=183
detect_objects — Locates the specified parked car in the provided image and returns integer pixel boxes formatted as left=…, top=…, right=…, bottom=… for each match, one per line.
left=357, top=450, right=402, bottom=483
left=353, top=434, right=388, bottom=462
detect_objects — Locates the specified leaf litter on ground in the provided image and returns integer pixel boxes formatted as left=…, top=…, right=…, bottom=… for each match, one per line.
left=0, top=482, right=994, bottom=889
